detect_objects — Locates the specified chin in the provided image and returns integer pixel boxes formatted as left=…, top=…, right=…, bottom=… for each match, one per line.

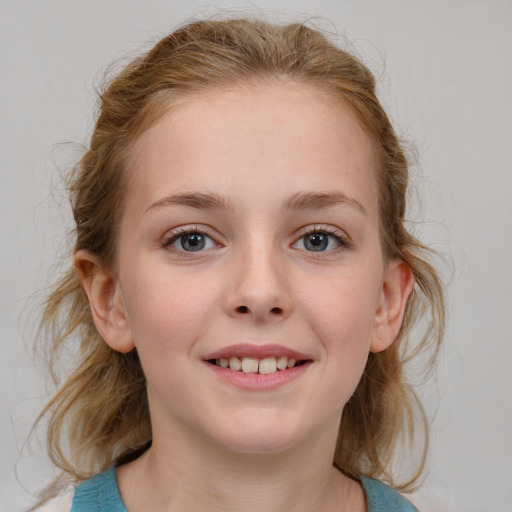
left=220, top=437, right=301, bottom=457
left=206, top=415, right=311, bottom=456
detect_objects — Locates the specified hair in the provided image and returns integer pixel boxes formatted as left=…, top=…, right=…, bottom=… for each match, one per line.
left=34, top=17, right=444, bottom=506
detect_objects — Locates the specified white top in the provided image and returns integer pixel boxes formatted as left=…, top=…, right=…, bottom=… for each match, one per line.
left=36, top=492, right=73, bottom=512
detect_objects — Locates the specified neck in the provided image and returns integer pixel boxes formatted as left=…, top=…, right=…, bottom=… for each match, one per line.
left=117, top=418, right=364, bottom=512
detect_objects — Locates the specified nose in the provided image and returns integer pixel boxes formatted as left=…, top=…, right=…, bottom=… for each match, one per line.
left=224, top=244, right=292, bottom=323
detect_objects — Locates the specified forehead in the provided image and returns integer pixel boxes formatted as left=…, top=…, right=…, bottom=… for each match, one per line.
left=125, top=81, right=378, bottom=218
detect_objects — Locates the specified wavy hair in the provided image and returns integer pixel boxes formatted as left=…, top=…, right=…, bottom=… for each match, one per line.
left=34, top=17, right=444, bottom=506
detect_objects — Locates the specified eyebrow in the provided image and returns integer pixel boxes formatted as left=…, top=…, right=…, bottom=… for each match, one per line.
left=145, top=190, right=366, bottom=216
left=282, top=191, right=367, bottom=216
left=145, top=192, right=235, bottom=214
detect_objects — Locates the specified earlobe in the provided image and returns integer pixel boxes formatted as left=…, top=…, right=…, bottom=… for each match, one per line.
left=370, top=260, right=414, bottom=353
left=75, top=250, right=135, bottom=354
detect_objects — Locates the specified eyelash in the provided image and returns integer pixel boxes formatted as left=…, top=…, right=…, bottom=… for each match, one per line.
left=161, top=225, right=350, bottom=255
left=161, top=226, right=217, bottom=254
left=294, top=225, right=350, bottom=252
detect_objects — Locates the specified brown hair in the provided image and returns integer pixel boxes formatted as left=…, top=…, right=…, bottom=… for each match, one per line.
left=35, top=17, right=444, bottom=505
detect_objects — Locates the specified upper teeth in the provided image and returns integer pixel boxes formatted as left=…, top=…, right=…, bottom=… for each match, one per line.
left=215, top=356, right=298, bottom=374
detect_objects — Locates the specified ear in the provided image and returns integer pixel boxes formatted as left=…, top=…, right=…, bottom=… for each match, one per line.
left=370, top=260, right=414, bottom=353
left=75, top=249, right=135, bottom=354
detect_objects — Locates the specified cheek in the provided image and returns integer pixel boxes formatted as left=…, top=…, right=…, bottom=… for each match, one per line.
left=299, top=270, right=380, bottom=374
left=302, top=282, right=377, bottom=414
left=306, top=274, right=377, bottom=337
left=121, top=269, right=220, bottom=354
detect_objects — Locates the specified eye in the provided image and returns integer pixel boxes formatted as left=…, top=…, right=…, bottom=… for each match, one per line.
left=293, top=228, right=348, bottom=252
left=164, top=230, right=217, bottom=252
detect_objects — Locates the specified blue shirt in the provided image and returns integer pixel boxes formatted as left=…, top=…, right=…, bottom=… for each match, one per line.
left=71, top=466, right=418, bottom=511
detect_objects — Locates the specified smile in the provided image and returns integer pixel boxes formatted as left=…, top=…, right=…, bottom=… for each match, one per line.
left=208, top=356, right=306, bottom=374
left=203, top=344, right=313, bottom=389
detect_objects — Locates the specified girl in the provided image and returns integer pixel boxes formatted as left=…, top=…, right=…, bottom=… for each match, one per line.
left=35, top=18, right=444, bottom=512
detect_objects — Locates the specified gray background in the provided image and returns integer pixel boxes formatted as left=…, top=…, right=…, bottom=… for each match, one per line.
left=1, top=1, right=511, bottom=511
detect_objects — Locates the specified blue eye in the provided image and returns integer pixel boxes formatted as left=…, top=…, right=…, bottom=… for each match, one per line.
left=166, top=231, right=216, bottom=252
left=304, top=233, right=328, bottom=251
left=294, top=230, right=346, bottom=252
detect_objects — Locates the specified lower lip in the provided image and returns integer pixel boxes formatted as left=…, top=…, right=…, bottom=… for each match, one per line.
left=205, top=361, right=312, bottom=390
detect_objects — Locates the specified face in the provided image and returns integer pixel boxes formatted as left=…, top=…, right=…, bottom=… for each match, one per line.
left=88, top=82, right=409, bottom=457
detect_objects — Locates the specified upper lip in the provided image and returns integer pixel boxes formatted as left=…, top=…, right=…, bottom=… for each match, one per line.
left=203, top=344, right=313, bottom=361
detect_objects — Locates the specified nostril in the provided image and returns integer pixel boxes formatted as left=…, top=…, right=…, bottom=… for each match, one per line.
left=234, top=305, right=284, bottom=316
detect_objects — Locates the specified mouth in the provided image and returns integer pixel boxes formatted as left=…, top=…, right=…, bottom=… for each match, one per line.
left=203, top=345, right=313, bottom=390
left=206, top=356, right=309, bottom=375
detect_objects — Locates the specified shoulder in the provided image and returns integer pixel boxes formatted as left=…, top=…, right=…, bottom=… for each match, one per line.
left=361, top=477, right=419, bottom=512
left=70, top=467, right=127, bottom=512
left=36, top=492, right=73, bottom=512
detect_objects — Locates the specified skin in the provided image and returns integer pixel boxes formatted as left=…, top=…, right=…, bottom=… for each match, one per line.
left=76, top=81, right=413, bottom=512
